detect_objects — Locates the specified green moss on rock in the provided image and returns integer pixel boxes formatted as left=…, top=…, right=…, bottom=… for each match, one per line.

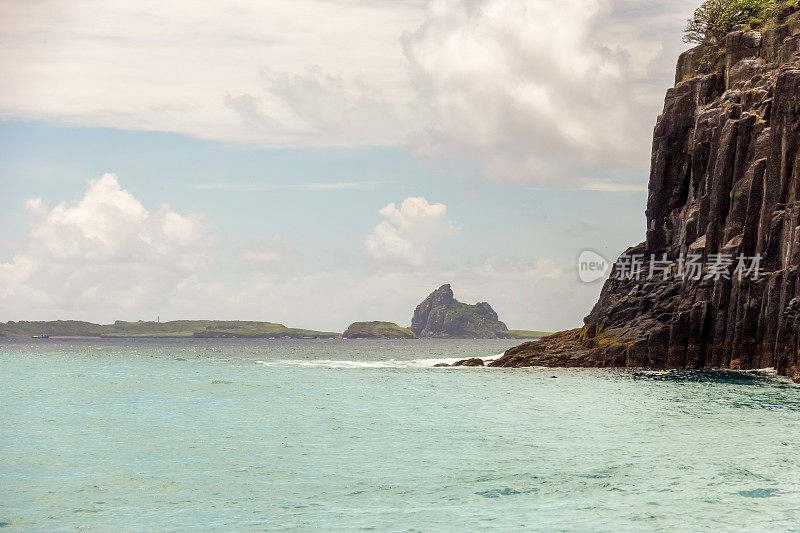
left=342, top=321, right=417, bottom=339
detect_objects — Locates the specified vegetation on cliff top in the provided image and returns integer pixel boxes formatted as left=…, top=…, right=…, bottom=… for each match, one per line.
left=0, top=320, right=339, bottom=338
left=684, top=0, right=777, bottom=45
left=684, top=0, right=780, bottom=73
left=342, top=321, right=417, bottom=339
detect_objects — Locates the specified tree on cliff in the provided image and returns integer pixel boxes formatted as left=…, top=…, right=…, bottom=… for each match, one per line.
left=684, top=0, right=776, bottom=45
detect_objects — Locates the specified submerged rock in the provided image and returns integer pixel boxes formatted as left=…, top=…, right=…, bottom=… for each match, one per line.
left=453, top=358, right=485, bottom=367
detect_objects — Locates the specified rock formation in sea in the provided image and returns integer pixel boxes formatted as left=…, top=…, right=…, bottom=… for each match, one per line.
left=342, top=321, right=417, bottom=339
left=492, top=4, right=800, bottom=383
left=411, top=284, right=513, bottom=338
left=453, top=358, right=485, bottom=367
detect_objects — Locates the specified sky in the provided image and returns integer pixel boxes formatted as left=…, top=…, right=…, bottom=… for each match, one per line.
left=0, top=0, right=701, bottom=332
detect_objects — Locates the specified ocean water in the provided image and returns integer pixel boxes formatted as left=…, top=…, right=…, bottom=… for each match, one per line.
left=2, top=338, right=799, bottom=532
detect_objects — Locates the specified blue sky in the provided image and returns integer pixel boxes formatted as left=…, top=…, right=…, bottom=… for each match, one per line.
left=0, top=121, right=646, bottom=262
left=0, top=0, right=700, bottom=331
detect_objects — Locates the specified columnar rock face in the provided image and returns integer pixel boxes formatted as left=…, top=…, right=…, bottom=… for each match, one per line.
left=493, top=7, right=800, bottom=382
left=411, top=284, right=512, bottom=338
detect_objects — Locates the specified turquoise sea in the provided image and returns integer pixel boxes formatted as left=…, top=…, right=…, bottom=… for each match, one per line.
left=2, top=338, right=799, bottom=531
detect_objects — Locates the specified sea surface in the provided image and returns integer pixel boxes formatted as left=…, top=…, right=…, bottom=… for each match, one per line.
left=2, top=337, right=799, bottom=532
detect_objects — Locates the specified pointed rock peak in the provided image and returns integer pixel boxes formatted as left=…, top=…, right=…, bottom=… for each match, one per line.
left=429, top=283, right=454, bottom=305
left=411, top=283, right=510, bottom=338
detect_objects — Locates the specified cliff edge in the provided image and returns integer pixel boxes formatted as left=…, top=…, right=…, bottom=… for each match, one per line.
left=492, top=4, right=800, bottom=383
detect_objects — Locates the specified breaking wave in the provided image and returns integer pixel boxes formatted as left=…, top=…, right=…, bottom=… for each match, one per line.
left=254, top=354, right=504, bottom=369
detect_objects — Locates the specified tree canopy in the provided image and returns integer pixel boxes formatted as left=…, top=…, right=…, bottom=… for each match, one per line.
left=684, top=0, right=776, bottom=44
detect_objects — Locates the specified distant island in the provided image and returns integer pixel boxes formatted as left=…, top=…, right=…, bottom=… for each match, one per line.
left=0, top=320, right=339, bottom=339
left=411, top=284, right=515, bottom=339
left=340, top=284, right=549, bottom=340
left=342, top=321, right=417, bottom=339
left=3, top=285, right=550, bottom=341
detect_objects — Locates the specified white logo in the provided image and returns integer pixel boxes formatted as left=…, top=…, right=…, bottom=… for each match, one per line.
left=578, top=250, right=610, bottom=283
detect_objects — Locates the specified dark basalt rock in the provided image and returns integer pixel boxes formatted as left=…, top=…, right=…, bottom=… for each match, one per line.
left=411, top=284, right=513, bottom=339
left=453, top=358, right=485, bottom=367
left=495, top=10, right=800, bottom=383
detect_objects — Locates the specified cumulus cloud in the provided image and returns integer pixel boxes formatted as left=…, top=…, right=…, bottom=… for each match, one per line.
left=365, top=197, right=458, bottom=267
left=0, top=0, right=421, bottom=147
left=401, top=0, right=697, bottom=184
left=22, top=175, right=210, bottom=267
left=1, top=0, right=698, bottom=185
left=0, top=174, right=215, bottom=316
left=0, top=175, right=600, bottom=331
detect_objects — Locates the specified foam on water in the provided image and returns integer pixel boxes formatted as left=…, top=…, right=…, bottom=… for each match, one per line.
left=2, top=338, right=799, bottom=531
left=255, top=358, right=457, bottom=368
left=254, top=353, right=504, bottom=368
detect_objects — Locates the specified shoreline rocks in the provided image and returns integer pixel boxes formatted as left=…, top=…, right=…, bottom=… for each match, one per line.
left=452, top=358, right=485, bottom=367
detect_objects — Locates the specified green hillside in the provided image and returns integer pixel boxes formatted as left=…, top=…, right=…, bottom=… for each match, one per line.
left=0, top=320, right=340, bottom=339
left=342, top=321, right=417, bottom=339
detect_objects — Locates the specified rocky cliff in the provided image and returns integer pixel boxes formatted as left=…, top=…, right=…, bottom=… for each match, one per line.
left=492, top=4, right=800, bottom=382
left=411, top=284, right=513, bottom=338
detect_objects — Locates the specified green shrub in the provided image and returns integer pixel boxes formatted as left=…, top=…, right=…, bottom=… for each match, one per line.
left=697, top=47, right=727, bottom=73
left=684, top=0, right=777, bottom=44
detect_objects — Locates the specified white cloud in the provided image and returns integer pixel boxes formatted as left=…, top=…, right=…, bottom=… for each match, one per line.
left=0, top=174, right=215, bottom=315
left=1, top=0, right=699, bottom=185
left=401, top=0, right=697, bottom=184
left=0, top=176, right=599, bottom=332
left=365, top=197, right=458, bottom=267
left=0, top=0, right=423, bottom=146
